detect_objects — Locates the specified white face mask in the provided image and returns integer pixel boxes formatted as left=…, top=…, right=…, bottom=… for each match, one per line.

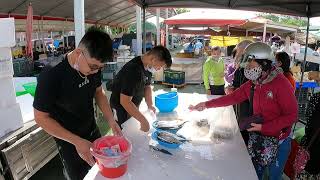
left=147, top=66, right=157, bottom=73
left=73, top=54, right=81, bottom=71
left=244, top=66, right=262, bottom=81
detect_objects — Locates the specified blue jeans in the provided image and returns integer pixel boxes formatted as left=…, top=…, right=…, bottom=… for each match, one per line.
left=253, top=137, right=292, bottom=180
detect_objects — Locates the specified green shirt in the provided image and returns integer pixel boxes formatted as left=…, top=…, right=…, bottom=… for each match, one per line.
left=203, top=57, right=225, bottom=90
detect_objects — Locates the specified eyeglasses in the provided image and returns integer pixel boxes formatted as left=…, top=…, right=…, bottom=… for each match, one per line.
left=81, top=52, right=106, bottom=71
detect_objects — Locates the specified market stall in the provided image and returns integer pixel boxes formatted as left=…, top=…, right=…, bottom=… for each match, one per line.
left=84, top=93, right=258, bottom=180
left=154, top=57, right=205, bottom=84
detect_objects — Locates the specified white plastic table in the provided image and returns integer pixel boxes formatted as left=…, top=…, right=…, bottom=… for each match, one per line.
left=84, top=93, right=258, bottom=180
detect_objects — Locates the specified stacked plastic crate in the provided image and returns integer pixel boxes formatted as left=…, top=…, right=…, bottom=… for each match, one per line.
left=163, top=69, right=186, bottom=86
left=0, top=18, right=23, bottom=138
left=295, top=81, right=318, bottom=124
left=101, top=62, right=117, bottom=82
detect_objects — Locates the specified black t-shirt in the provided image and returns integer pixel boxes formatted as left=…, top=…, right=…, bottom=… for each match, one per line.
left=110, top=56, right=152, bottom=109
left=33, top=56, right=102, bottom=138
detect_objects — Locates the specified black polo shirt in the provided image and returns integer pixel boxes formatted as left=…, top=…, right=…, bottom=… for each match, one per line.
left=33, top=56, right=102, bottom=138
left=110, top=56, right=152, bottom=109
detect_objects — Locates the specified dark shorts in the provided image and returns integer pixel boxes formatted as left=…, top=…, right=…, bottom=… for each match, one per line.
left=210, top=85, right=225, bottom=95
left=55, top=127, right=101, bottom=180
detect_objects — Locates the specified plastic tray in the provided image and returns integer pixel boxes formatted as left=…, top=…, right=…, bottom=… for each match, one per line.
left=151, top=131, right=180, bottom=149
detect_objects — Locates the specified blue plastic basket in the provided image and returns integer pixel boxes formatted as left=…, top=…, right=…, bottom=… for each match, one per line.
left=155, top=92, right=178, bottom=112
left=295, top=81, right=318, bottom=88
left=151, top=131, right=180, bottom=149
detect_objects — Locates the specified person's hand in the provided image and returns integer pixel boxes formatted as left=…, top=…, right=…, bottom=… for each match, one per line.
left=139, top=118, right=150, bottom=132
left=220, top=72, right=225, bottom=78
left=225, top=86, right=234, bottom=95
left=247, top=123, right=262, bottom=132
left=206, top=90, right=211, bottom=95
left=148, top=105, right=157, bottom=114
left=74, top=138, right=95, bottom=166
left=188, top=102, right=206, bottom=111
left=109, top=121, right=123, bottom=136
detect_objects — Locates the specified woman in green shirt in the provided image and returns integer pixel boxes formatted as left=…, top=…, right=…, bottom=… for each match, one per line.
left=203, top=46, right=225, bottom=95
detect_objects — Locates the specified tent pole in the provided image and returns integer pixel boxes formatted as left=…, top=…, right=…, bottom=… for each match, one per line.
left=299, top=16, right=310, bottom=89
left=142, top=6, right=146, bottom=54
left=74, top=0, right=85, bottom=47
left=156, top=8, right=160, bottom=46
left=136, top=5, right=142, bottom=56
left=262, top=23, right=267, bottom=43
left=165, top=8, right=169, bottom=48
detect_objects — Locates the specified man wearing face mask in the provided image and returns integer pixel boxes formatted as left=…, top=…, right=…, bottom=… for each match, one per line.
left=110, top=46, right=172, bottom=132
left=33, top=27, right=122, bottom=180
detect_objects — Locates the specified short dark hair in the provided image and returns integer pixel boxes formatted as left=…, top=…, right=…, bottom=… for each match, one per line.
left=148, top=46, right=172, bottom=68
left=79, top=26, right=112, bottom=62
left=212, top=46, right=221, bottom=52
left=275, top=51, right=291, bottom=73
left=232, top=49, right=237, bottom=58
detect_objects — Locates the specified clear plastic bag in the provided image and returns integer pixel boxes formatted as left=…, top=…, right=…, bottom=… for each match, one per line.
left=208, top=107, right=238, bottom=140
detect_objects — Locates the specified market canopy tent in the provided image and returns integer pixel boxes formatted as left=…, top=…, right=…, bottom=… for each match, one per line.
left=164, top=10, right=256, bottom=27
left=133, top=0, right=320, bottom=17
left=0, top=0, right=176, bottom=28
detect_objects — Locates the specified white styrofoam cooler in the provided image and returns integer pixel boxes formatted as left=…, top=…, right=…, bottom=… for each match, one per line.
left=0, top=103, right=23, bottom=138
left=0, top=18, right=15, bottom=47
left=0, top=47, right=13, bottom=77
left=0, top=76, right=17, bottom=107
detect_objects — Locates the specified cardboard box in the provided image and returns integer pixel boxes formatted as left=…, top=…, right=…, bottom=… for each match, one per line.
left=0, top=103, right=23, bottom=138
left=0, top=18, right=15, bottom=47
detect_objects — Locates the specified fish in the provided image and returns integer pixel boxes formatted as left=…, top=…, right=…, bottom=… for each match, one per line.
left=156, top=131, right=189, bottom=144
left=154, top=120, right=188, bottom=130
left=149, top=145, right=173, bottom=155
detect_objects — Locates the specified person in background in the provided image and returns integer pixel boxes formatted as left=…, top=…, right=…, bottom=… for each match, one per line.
left=296, top=71, right=320, bottom=180
left=33, top=27, right=122, bottom=180
left=190, top=42, right=298, bottom=180
left=194, top=40, right=204, bottom=55
left=203, top=46, right=225, bottom=95
left=275, top=51, right=296, bottom=89
left=225, top=49, right=237, bottom=84
left=227, top=40, right=252, bottom=145
left=110, top=46, right=172, bottom=132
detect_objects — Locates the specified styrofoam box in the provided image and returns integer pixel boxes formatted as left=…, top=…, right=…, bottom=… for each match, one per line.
left=0, top=18, right=15, bottom=47
left=16, top=94, right=34, bottom=123
left=0, top=103, right=23, bottom=138
left=0, top=76, right=17, bottom=107
left=0, top=47, right=13, bottom=77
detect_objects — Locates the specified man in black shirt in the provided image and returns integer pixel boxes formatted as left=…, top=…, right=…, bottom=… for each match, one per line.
left=110, top=46, right=172, bottom=132
left=33, top=27, right=122, bottom=180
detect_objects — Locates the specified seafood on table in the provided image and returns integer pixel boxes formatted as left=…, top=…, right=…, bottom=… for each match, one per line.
left=153, top=120, right=188, bottom=130
left=155, top=131, right=189, bottom=144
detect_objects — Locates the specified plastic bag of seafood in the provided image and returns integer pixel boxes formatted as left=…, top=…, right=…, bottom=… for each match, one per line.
left=208, top=107, right=238, bottom=140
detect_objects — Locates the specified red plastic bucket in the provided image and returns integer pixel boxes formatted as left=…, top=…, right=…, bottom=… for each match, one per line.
left=90, top=136, right=132, bottom=178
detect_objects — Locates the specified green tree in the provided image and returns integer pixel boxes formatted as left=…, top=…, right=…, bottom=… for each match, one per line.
left=175, top=8, right=190, bottom=14
left=259, top=13, right=308, bottom=27
left=128, top=22, right=157, bottom=33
